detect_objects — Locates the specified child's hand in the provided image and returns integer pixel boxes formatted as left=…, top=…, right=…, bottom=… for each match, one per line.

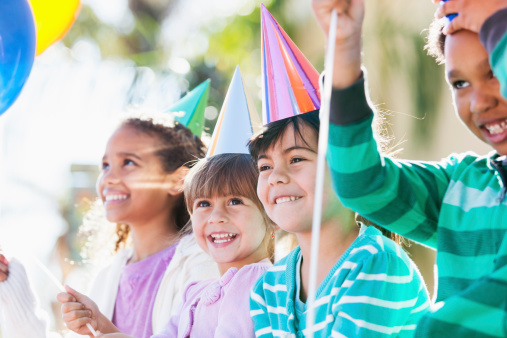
left=57, top=285, right=100, bottom=336
left=436, top=0, right=507, bottom=34
left=0, top=253, right=9, bottom=282
left=312, top=0, right=364, bottom=88
left=312, top=0, right=364, bottom=44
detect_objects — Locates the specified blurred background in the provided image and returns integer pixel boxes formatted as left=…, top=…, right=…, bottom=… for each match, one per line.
left=0, top=0, right=491, bottom=335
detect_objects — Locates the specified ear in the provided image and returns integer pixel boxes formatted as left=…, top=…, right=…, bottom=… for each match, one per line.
left=167, top=166, right=189, bottom=196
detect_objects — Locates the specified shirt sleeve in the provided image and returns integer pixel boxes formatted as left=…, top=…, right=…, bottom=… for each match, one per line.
left=479, top=7, right=507, bottom=99
left=0, top=259, right=49, bottom=338
left=330, top=251, right=429, bottom=337
left=414, top=235, right=507, bottom=337
left=215, top=265, right=267, bottom=338
left=151, top=283, right=191, bottom=338
left=326, top=78, right=462, bottom=248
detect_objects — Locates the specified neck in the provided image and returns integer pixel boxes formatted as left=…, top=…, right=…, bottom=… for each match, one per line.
left=297, top=220, right=359, bottom=302
left=128, top=210, right=181, bottom=264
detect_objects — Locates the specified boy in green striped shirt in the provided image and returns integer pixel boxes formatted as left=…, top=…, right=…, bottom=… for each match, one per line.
left=248, top=112, right=429, bottom=337
left=314, top=0, right=507, bottom=336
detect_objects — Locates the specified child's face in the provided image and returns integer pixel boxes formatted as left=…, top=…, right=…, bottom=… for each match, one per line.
left=256, top=124, right=318, bottom=234
left=96, top=125, right=176, bottom=225
left=191, top=195, right=269, bottom=273
left=445, top=30, right=507, bottom=155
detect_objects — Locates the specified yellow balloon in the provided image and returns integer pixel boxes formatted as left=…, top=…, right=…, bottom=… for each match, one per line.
left=29, top=0, right=81, bottom=55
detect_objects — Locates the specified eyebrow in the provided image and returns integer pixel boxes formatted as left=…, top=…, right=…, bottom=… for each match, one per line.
left=257, top=145, right=317, bottom=160
left=102, top=152, right=143, bottom=161
left=447, top=58, right=491, bottom=79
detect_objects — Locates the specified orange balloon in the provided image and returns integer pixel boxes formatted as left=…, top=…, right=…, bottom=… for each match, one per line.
left=29, top=0, right=81, bottom=55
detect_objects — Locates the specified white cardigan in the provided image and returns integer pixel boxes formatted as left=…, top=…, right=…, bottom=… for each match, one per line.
left=86, top=234, right=219, bottom=335
left=0, top=235, right=218, bottom=337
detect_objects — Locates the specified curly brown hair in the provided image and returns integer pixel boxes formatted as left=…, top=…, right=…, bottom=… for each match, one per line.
left=425, top=19, right=447, bottom=64
left=113, top=116, right=206, bottom=252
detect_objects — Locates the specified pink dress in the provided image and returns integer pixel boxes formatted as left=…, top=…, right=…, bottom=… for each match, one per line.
left=154, top=259, right=272, bottom=338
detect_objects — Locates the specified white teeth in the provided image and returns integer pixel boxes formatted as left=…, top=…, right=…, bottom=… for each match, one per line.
left=105, top=195, right=128, bottom=201
left=485, top=119, right=507, bottom=135
left=214, top=238, right=233, bottom=244
left=210, top=233, right=235, bottom=240
left=275, top=196, right=300, bottom=204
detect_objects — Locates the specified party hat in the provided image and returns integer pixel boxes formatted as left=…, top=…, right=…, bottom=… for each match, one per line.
left=206, top=66, right=257, bottom=157
left=261, top=4, right=320, bottom=124
left=167, top=79, right=210, bottom=136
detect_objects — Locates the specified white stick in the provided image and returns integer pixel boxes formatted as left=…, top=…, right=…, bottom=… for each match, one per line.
left=30, top=256, right=99, bottom=337
left=305, top=8, right=338, bottom=338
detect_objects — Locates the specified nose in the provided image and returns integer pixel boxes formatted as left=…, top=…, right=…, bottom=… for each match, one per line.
left=98, top=166, right=121, bottom=190
left=470, top=83, right=498, bottom=114
left=268, top=165, right=289, bottom=186
left=208, top=204, right=228, bottom=224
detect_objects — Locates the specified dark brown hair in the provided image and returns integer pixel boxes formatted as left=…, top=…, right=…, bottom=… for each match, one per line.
left=184, top=153, right=276, bottom=262
left=248, top=112, right=401, bottom=244
left=114, top=117, right=206, bottom=252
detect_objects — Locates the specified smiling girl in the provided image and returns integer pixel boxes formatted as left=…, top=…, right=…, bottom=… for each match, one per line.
left=66, top=153, right=275, bottom=338
left=57, top=115, right=218, bottom=337
left=248, top=111, right=429, bottom=337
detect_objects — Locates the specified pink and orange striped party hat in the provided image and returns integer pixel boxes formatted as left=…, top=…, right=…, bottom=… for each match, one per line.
left=261, top=4, right=321, bottom=124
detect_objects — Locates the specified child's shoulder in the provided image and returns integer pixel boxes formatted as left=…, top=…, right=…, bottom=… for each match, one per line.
left=231, top=259, right=273, bottom=285
left=348, top=226, right=413, bottom=267
left=253, top=247, right=300, bottom=286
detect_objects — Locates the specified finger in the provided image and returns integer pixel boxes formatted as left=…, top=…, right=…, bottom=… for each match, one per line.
left=439, top=0, right=459, bottom=17
left=64, top=316, right=92, bottom=332
left=62, top=309, right=92, bottom=323
left=443, top=15, right=459, bottom=34
left=0, top=271, right=7, bottom=282
left=0, top=254, right=8, bottom=265
left=61, top=301, right=87, bottom=314
left=65, top=285, right=87, bottom=303
left=57, top=292, right=77, bottom=304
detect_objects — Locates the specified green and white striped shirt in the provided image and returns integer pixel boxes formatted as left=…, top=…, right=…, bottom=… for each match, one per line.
left=250, top=226, right=429, bottom=337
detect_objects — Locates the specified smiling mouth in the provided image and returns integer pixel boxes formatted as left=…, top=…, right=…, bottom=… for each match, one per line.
left=483, top=119, right=507, bottom=135
left=209, top=233, right=237, bottom=244
left=104, top=194, right=128, bottom=202
left=275, top=196, right=301, bottom=204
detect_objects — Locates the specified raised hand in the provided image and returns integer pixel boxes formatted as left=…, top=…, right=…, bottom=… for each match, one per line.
left=435, top=0, right=507, bottom=34
left=312, top=0, right=364, bottom=88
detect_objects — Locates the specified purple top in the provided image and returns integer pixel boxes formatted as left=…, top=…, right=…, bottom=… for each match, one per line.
left=153, top=259, right=272, bottom=338
left=112, top=243, right=178, bottom=338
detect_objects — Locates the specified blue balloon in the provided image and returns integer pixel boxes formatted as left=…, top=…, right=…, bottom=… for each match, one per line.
left=0, top=0, right=36, bottom=116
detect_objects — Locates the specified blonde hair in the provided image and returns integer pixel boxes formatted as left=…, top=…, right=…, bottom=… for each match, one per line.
left=184, top=153, right=275, bottom=262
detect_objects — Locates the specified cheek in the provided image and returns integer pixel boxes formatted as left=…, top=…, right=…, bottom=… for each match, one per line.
left=257, top=179, right=269, bottom=205
left=96, top=177, right=104, bottom=197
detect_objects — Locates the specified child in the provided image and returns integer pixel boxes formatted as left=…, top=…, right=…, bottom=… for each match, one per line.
left=0, top=253, right=48, bottom=337
left=57, top=114, right=219, bottom=337
left=72, top=153, right=276, bottom=337
left=248, top=111, right=429, bottom=337
left=314, top=0, right=507, bottom=336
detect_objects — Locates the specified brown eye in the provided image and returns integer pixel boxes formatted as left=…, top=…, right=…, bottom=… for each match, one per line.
left=259, top=164, right=271, bottom=172
left=452, top=80, right=469, bottom=89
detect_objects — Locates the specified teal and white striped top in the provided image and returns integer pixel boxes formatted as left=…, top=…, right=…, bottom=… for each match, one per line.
left=249, top=226, right=429, bottom=337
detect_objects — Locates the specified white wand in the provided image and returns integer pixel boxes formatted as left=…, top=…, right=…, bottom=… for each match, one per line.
left=306, top=8, right=338, bottom=338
